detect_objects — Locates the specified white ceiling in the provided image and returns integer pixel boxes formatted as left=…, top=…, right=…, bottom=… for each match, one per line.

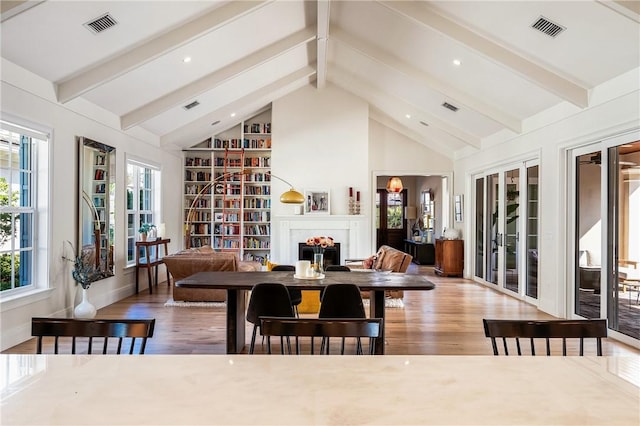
left=2, top=1, right=639, bottom=156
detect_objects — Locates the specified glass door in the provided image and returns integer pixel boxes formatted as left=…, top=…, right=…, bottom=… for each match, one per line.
left=571, top=134, right=639, bottom=344
left=473, top=162, right=539, bottom=302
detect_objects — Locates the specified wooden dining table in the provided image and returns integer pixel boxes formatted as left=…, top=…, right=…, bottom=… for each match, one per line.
left=176, top=270, right=436, bottom=354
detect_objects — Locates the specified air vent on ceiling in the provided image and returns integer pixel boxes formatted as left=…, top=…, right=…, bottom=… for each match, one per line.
left=183, top=100, right=200, bottom=111
left=84, top=13, right=118, bottom=34
left=211, top=120, right=221, bottom=126
left=531, top=16, right=565, bottom=38
left=442, top=102, right=458, bottom=112
left=419, top=121, right=429, bottom=127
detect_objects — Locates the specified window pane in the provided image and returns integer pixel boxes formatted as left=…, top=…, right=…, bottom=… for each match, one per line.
left=387, top=193, right=402, bottom=229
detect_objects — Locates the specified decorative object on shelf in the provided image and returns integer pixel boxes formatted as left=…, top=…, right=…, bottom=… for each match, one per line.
left=306, top=236, right=334, bottom=275
left=63, top=241, right=102, bottom=319
left=386, top=176, right=403, bottom=193
left=265, top=171, right=305, bottom=204
left=348, top=187, right=361, bottom=215
left=138, top=223, right=156, bottom=242
left=304, top=189, right=330, bottom=214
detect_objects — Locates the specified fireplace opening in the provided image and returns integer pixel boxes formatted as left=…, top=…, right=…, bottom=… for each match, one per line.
left=298, top=243, right=341, bottom=267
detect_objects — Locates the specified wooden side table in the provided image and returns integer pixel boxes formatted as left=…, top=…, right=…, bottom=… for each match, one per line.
left=135, top=238, right=171, bottom=294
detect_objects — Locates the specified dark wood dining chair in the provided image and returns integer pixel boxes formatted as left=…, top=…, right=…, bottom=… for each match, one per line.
left=270, top=265, right=302, bottom=316
left=482, top=318, right=607, bottom=356
left=246, top=283, right=295, bottom=354
left=259, top=317, right=382, bottom=355
left=32, top=317, right=156, bottom=354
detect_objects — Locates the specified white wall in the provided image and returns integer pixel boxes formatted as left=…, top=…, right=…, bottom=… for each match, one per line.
left=0, top=61, right=182, bottom=350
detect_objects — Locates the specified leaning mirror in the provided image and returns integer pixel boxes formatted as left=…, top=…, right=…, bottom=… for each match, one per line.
left=77, top=137, right=115, bottom=280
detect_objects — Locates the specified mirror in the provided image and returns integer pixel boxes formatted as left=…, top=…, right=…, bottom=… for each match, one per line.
left=77, top=137, right=115, bottom=280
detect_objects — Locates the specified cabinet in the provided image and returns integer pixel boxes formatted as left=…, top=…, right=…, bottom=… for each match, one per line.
left=183, top=108, right=272, bottom=265
left=404, top=240, right=435, bottom=265
left=434, top=239, right=464, bottom=277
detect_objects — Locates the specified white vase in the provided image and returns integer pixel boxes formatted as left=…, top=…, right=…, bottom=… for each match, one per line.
left=74, top=288, right=97, bottom=319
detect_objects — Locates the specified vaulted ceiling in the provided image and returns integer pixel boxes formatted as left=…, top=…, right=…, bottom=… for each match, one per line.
left=2, top=1, right=639, bottom=157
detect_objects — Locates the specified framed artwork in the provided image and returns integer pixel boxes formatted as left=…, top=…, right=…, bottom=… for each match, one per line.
left=454, top=194, right=463, bottom=222
left=304, top=189, right=330, bottom=214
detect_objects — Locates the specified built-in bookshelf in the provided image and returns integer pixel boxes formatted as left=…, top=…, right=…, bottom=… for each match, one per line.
left=183, top=108, right=272, bottom=265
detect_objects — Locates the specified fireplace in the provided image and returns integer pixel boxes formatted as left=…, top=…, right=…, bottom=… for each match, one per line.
left=298, top=243, right=341, bottom=267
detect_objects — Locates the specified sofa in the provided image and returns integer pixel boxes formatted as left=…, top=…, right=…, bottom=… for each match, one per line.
left=358, top=245, right=413, bottom=299
left=164, top=246, right=261, bottom=302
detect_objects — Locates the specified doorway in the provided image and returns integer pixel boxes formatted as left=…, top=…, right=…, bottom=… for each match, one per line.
left=376, top=188, right=407, bottom=250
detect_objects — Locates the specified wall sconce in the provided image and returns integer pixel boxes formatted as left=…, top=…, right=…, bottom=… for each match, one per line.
left=386, top=176, right=403, bottom=193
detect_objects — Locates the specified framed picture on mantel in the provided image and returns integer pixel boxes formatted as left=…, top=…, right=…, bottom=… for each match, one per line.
left=304, top=189, right=330, bottom=215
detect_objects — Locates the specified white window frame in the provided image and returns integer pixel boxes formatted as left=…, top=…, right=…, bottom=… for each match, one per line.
left=0, top=117, right=49, bottom=301
left=126, top=157, right=161, bottom=267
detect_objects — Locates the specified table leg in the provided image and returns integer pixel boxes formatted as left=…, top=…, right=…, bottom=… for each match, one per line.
left=135, top=266, right=139, bottom=294
left=226, top=289, right=246, bottom=354
left=147, top=265, right=153, bottom=294
left=369, top=290, right=385, bottom=355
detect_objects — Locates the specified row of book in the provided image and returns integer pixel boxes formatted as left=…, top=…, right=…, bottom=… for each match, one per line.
left=188, top=211, right=211, bottom=223
left=213, top=158, right=243, bottom=167
left=243, top=211, right=270, bottom=222
left=94, top=168, right=107, bottom=180
left=184, top=157, right=212, bottom=167
left=243, top=198, right=271, bottom=209
left=244, top=157, right=271, bottom=168
left=243, top=237, right=270, bottom=249
left=245, top=185, right=270, bottom=195
left=188, top=237, right=211, bottom=248
left=214, top=224, right=240, bottom=235
left=244, top=224, right=270, bottom=236
left=243, top=253, right=269, bottom=265
left=185, top=170, right=212, bottom=182
left=212, top=237, right=241, bottom=249
left=212, top=138, right=272, bottom=149
left=188, top=223, right=211, bottom=235
left=244, top=122, right=271, bottom=134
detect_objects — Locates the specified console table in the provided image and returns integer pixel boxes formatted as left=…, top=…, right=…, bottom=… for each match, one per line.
left=135, top=238, right=170, bottom=294
left=403, top=239, right=435, bottom=265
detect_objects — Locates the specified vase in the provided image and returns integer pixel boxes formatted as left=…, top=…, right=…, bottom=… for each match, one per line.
left=313, top=252, right=324, bottom=275
left=141, top=233, right=147, bottom=242
left=74, top=288, right=97, bottom=319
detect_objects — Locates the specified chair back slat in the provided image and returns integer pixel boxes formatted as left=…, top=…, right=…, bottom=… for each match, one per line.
left=32, top=318, right=155, bottom=355
left=483, top=319, right=607, bottom=356
left=260, top=317, right=382, bottom=355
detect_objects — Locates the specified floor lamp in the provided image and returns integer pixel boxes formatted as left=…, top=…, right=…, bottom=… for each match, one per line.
left=185, top=169, right=304, bottom=249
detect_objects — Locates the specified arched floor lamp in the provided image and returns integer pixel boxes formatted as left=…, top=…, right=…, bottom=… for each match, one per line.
left=185, top=169, right=304, bottom=249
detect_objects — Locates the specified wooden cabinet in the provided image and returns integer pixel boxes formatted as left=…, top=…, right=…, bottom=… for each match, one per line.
left=434, top=239, right=464, bottom=277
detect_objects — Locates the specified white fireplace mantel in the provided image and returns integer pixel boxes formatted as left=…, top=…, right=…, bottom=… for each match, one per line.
left=271, top=215, right=371, bottom=265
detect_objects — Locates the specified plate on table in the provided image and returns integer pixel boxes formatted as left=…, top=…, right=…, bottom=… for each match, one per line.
left=293, top=273, right=325, bottom=280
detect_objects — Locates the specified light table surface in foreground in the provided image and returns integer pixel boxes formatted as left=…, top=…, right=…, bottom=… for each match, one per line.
left=1, top=355, right=638, bottom=425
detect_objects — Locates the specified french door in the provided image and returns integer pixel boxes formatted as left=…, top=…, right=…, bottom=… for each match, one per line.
left=473, top=161, right=539, bottom=301
left=571, top=132, right=640, bottom=343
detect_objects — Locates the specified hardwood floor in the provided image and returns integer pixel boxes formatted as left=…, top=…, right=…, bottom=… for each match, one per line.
left=5, top=265, right=639, bottom=355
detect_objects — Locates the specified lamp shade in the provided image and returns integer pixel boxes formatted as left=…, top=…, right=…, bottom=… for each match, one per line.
left=404, top=206, right=417, bottom=220
left=386, top=177, right=403, bottom=193
left=280, top=188, right=305, bottom=204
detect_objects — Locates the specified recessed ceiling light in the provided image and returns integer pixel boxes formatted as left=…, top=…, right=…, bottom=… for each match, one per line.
left=183, top=57, right=192, bottom=63
left=405, top=114, right=411, bottom=119
left=230, top=113, right=236, bottom=117
left=453, top=59, right=461, bottom=66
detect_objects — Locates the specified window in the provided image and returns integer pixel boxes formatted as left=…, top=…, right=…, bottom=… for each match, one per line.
left=0, top=120, right=48, bottom=294
left=126, top=159, right=160, bottom=266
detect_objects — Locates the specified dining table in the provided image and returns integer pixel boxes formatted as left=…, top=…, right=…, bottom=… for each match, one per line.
left=2, top=354, right=638, bottom=425
left=176, top=270, right=436, bottom=354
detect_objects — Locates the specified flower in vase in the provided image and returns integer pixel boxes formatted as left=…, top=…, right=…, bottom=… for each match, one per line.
left=305, top=236, right=334, bottom=254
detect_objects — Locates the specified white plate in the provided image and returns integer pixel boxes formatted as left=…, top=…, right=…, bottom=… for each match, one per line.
left=293, top=273, right=325, bottom=280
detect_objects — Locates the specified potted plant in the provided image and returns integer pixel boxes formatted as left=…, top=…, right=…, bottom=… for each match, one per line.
left=138, top=223, right=156, bottom=241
